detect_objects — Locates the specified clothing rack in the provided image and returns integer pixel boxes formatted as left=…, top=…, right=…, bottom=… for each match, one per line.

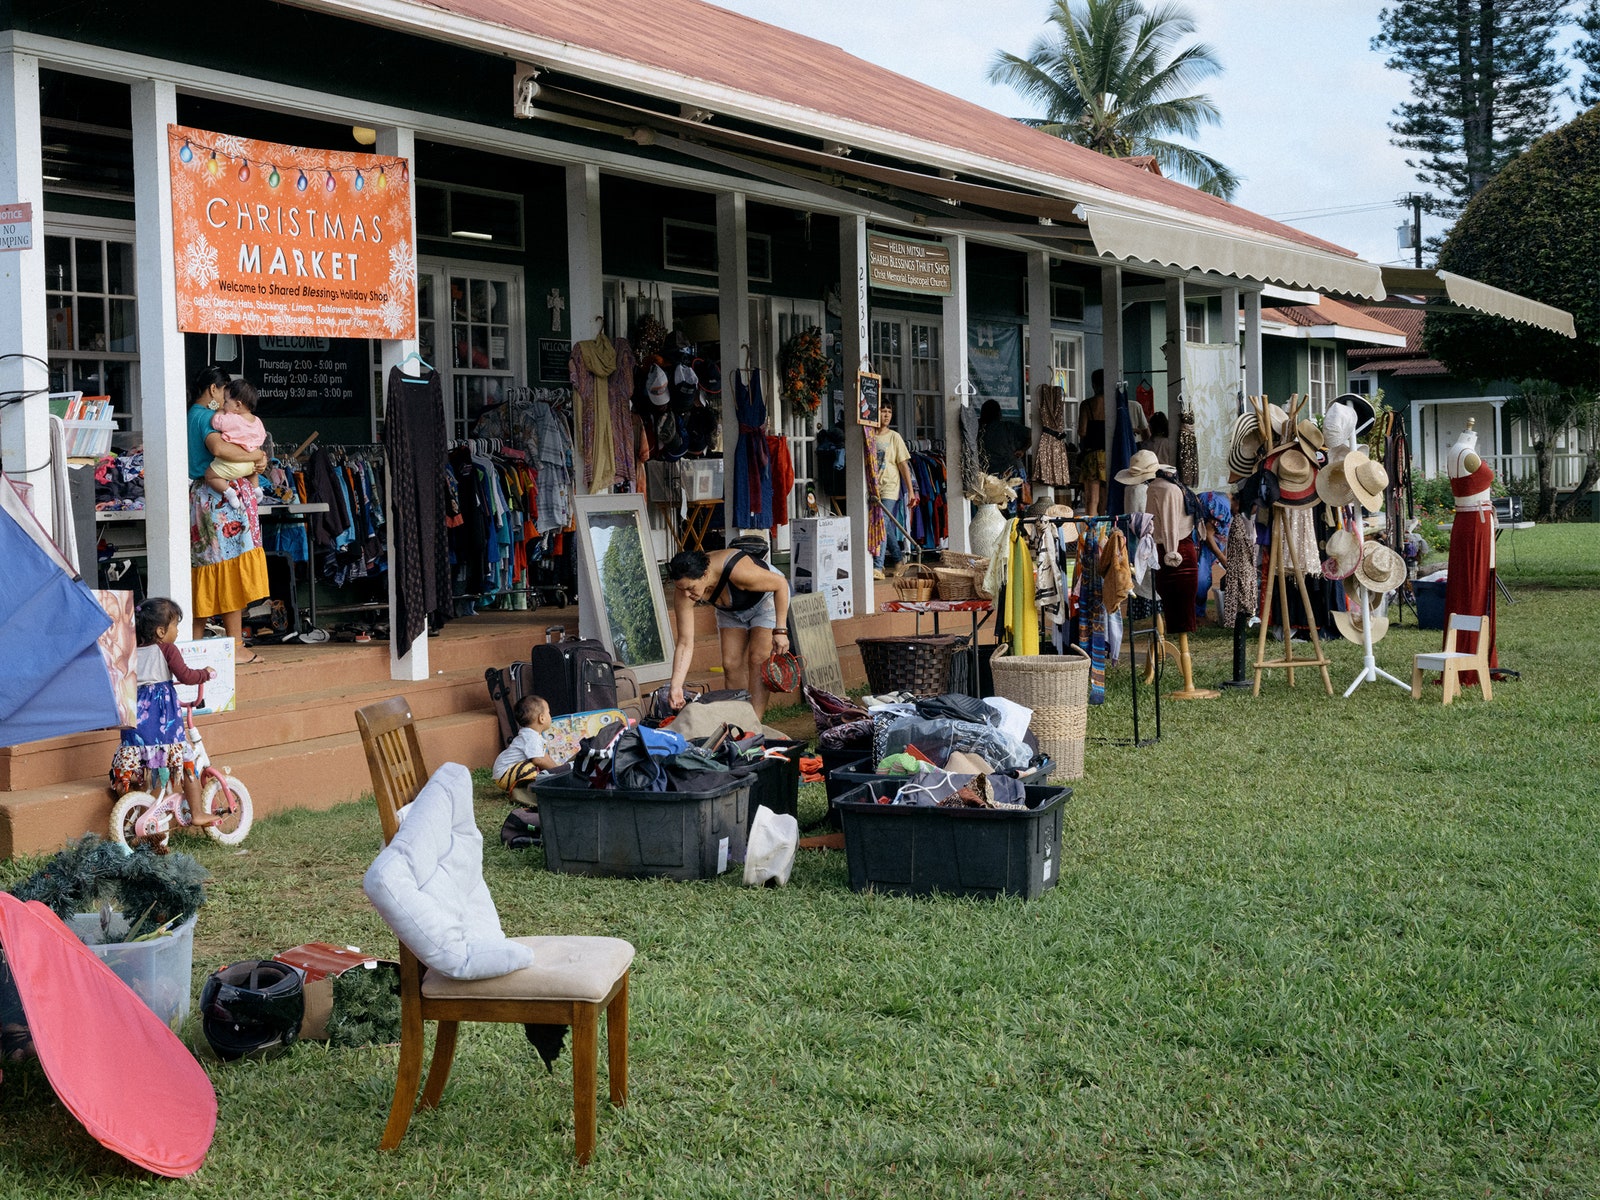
left=1019, top=512, right=1162, bottom=747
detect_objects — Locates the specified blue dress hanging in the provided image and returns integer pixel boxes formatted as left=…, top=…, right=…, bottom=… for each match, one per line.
left=732, top=368, right=773, bottom=529
left=1106, top=382, right=1139, bottom=517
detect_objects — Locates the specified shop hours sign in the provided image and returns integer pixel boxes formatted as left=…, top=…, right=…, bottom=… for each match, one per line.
left=242, top=336, right=370, bottom=420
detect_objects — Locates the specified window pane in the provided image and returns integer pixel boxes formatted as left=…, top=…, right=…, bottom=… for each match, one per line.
left=47, top=358, right=71, bottom=394
left=450, top=277, right=468, bottom=322
left=106, top=241, right=135, bottom=295
left=471, top=278, right=489, bottom=323
left=76, top=297, right=107, bottom=353
left=489, top=324, right=510, bottom=371
left=470, top=324, right=489, bottom=370
left=417, top=274, right=434, bottom=320
left=418, top=318, right=436, bottom=369
left=47, top=296, right=74, bottom=351
left=489, top=280, right=508, bottom=324
left=45, top=236, right=72, bottom=292
left=109, top=298, right=137, bottom=353
left=75, top=239, right=104, bottom=295
left=103, top=361, right=131, bottom=409
left=72, top=360, right=107, bottom=395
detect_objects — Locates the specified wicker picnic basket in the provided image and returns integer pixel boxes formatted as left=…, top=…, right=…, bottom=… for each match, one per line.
left=931, top=566, right=978, bottom=601
left=890, top=562, right=936, bottom=602
left=855, top=634, right=964, bottom=697
left=988, top=643, right=1089, bottom=781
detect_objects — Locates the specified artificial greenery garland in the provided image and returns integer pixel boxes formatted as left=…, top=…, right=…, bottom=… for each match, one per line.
left=8, top=836, right=207, bottom=942
left=324, top=962, right=401, bottom=1048
left=778, top=327, right=829, bottom=416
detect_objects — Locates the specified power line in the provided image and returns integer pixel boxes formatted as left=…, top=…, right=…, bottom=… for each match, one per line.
left=1266, top=200, right=1404, bottom=221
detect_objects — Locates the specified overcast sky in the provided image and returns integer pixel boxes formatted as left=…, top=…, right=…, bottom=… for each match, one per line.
left=704, top=0, right=1584, bottom=266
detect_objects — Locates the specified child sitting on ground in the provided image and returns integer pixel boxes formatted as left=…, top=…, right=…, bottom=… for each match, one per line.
left=204, top=379, right=267, bottom=510
left=493, top=695, right=561, bottom=805
left=124, top=597, right=217, bottom=827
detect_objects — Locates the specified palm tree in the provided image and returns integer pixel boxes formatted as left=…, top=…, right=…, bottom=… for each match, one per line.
left=988, top=0, right=1242, bottom=198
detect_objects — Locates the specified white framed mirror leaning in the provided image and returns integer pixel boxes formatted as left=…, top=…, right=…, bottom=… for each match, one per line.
left=573, top=493, right=676, bottom=684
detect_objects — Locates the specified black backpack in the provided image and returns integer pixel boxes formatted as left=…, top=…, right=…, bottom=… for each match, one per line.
left=500, top=808, right=541, bottom=850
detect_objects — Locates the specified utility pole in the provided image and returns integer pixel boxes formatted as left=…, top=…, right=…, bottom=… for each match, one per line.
left=1409, top=194, right=1423, bottom=268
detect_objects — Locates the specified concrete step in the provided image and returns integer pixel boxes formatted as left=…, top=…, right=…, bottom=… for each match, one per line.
left=0, top=710, right=500, bottom=860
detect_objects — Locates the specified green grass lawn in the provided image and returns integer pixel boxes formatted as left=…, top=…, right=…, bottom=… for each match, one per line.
left=3, top=526, right=1598, bottom=1198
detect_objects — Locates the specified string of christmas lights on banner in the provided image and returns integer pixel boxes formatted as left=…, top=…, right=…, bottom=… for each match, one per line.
left=168, top=129, right=409, bottom=195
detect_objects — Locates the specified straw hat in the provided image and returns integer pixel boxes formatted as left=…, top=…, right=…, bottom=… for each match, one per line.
left=1353, top=542, right=1407, bottom=594
left=1265, top=403, right=1291, bottom=444
left=1342, top=447, right=1390, bottom=512
left=1333, top=596, right=1390, bottom=645
left=1227, top=412, right=1263, bottom=479
left=1321, top=527, right=1362, bottom=580
left=1043, top=503, right=1078, bottom=541
left=1315, top=453, right=1359, bottom=508
left=1295, top=419, right=1326, bottom=462
left=1114, top=448, right=1165, bottom=485
left=1267, top=447, right=1318, bottom=506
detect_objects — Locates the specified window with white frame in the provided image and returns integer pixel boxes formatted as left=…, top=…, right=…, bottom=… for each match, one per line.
left=44, top=224, right=140, bottom=430
left=1307, top=344, right=1337, bottom=413
left=417, top=260, right=524, bottom=441
left=871, top=313, right=943, bottom=444
left=1185, top=302, right=1207, bottom=343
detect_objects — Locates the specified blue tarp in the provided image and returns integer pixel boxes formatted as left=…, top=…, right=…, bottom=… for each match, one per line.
left=0, top=487, right=119, bottom=748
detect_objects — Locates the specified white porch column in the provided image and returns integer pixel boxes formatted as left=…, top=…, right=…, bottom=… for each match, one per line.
left=839, top=214, right=874, bottom=615
left=941, top=233, right=970, bottom=551
left=1411, top=401, right=1427, bottom=478
left=130, top=80, right=189, bottom=613
left=376, top=124, right=428, bottom=681
left=1491, top=398, right=1505, bottom=459
left=1162, top=277, right=1186, bottom=418
left=1099, top=264, right=1123, bottom=462
left=1242, top=290, right=1263, bottom=398
left=0, top=49, right=52, bottom=535
left=565, top=164, right=604, bottom=361
left=1219, top=286, right=1240, bottom=406
left=716, top=191, right=750, bottom=535
left=1026, top=249, right=1052, bottom=484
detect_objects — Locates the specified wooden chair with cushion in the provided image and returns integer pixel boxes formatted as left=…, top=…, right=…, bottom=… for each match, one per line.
left=354, top=697, right=632, bottom=1165
left=1411, top=613, right=1493, bottom=705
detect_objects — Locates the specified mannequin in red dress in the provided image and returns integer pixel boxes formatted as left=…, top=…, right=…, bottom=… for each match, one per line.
left=1443, top=419, right=1497, bottom=685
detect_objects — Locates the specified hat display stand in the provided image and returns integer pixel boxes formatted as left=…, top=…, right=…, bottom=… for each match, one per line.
left=1342, top=580, right=1408, bottom=697
left=1252, top=504, right=1333, bottom=697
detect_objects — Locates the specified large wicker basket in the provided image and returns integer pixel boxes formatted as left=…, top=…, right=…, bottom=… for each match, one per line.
left=932, top=567, right=978, bottom=601
left=856, top=634, right=964, bottom=697
left=988, top=643, right=1089, bottom=781
left=890, top=562, right=936, bottom=602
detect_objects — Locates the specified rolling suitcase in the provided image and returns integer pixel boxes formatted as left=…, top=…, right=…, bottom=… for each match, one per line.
left=484, top=661, right=535, bottom=746
left=528, top=637, right=618, bottom=717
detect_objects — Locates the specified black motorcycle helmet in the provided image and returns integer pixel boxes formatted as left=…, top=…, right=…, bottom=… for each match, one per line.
left=199, top=960, right=305, bottom=1061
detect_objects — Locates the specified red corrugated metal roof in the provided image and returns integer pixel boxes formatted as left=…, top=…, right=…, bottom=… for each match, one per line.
left=1262, top=295, right=1407, bottom=337
left=345, top=0, right=1360, bottom=261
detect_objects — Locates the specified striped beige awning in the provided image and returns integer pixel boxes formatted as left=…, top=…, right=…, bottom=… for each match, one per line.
left=1075, top=205, right=1387, bottom=299
left=1378, top=268, right=1576, bottom=337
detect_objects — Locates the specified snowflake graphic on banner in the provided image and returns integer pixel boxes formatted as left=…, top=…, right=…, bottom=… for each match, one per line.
left=171, top=170, right=197, bottom=210
left=379, top=294, right=409, bottom=335
left=184, top=237, right=220, bottom=289
left=387, top=238, right=415, bottom=287
left=211, top=134, right=249, bottom=160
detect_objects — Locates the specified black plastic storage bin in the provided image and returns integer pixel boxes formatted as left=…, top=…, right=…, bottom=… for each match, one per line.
left=531, top=768, right=752, bottom=881
left=833, top=779, right=1071, bottom=900
left=1414, top=577, right=1446, bottom=630
left=747, top=738, right=807, bottom=830
left=826, top=754, right=1054, bottom=802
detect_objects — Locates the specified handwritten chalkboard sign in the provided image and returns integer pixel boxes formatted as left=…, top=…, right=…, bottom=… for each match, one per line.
left=538, top=338, right=572, bottom=384
left=855, top=370, right=882, bottom=426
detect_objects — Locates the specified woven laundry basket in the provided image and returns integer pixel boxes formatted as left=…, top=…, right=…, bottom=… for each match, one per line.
left=988, top=643, right=1089, bottom=781
left=856, top=635, right=963, bottom=697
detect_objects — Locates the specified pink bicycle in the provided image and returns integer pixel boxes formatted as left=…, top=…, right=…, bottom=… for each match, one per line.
left=109, top=686, right=253, bottom=851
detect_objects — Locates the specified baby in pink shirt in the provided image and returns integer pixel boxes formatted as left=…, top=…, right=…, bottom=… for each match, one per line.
left=205, top=390, right=267, bottom=509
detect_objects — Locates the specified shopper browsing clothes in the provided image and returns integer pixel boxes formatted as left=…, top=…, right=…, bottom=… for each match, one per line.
left=187, top=367, right=269, bottom=662
left=666, top=544, right=791, bottom=718
left=872, top=400, right=917, bottom=577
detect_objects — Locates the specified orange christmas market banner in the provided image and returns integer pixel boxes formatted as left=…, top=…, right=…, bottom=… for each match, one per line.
left=167, top=124, right=417, bottom=339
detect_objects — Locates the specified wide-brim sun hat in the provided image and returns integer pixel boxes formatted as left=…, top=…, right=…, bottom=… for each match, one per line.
left=1323, top=402, right=1358, bottom=458
left=1353, top=542, right=1407, bottom=594
left=1333, top=603, right=1390, bottom=646
left=1227, top=412, right=1263, bottom=479
left=1332, top=392, right=1376, bottom=434
left=1114, top=448, right=1164, bottom=485
left=1343, top=446, right=1390, bottom=512
left=1295, top=418, right=1326, bottom=462
left=1267, top=447, right=1318, bottom=506
left=1316, top=454, right=1359, bottom=508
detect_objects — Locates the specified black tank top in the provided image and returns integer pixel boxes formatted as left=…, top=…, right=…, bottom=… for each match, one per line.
left=709, top=550, right=767, bottom=611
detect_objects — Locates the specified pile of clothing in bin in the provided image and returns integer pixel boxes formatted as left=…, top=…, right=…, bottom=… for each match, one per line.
left=561, top=696, right=793, bottom=793
left=869, top=751, right=1032, bottom=809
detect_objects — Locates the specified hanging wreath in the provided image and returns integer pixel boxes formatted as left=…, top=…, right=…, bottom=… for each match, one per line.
left=778, top=327, right=829, bottom=416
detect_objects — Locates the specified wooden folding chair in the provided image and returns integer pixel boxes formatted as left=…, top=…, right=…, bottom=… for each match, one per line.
left=1411, top=613, right=1492, bottom=705
left=354, top=698, right=632, bottom=1165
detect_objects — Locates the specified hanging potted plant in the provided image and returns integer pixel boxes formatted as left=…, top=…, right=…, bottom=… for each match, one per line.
left=8, top=836, right=207, bottom=1030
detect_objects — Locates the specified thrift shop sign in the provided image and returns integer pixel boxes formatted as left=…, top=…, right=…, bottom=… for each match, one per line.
left=867, top=233, right=952, bottom=297
left=167, top=125, right=416, bottom=339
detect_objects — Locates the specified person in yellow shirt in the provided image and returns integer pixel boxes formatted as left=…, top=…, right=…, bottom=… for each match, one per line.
left=872, top=401, right=917, bottom=577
